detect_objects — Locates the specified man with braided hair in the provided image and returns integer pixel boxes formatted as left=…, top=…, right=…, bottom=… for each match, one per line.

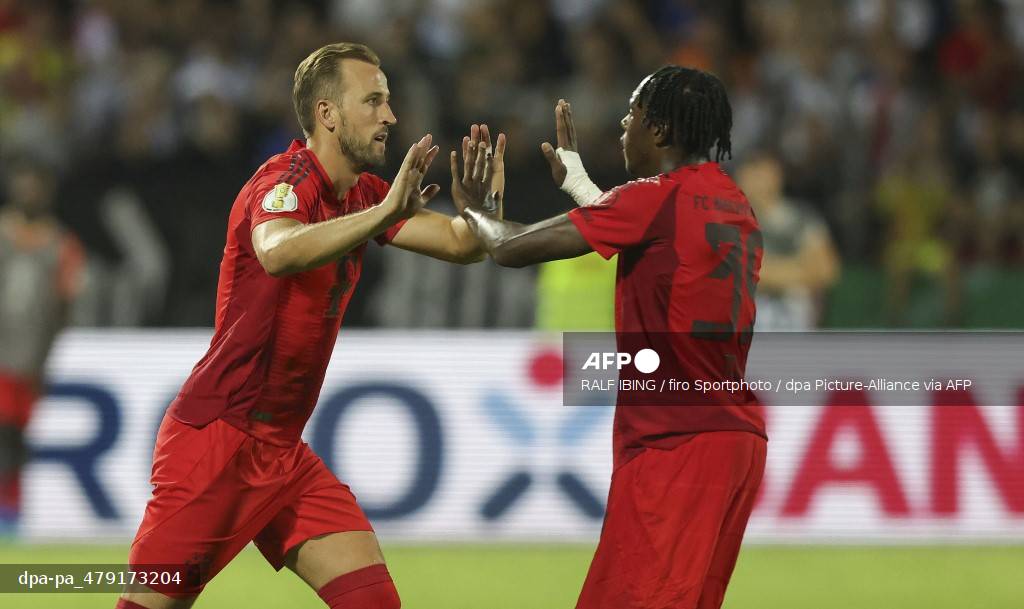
left=452, top=66, right=765, bottom=609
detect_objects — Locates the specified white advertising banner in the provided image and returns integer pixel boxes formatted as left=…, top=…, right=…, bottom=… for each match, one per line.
left=22, top=330, right=1024, bottom=543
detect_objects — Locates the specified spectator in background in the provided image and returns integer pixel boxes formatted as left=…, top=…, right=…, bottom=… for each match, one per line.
left=0, top=159, right=84, bottom=536
left=737, top=151, right=838, bottom=331
left=1, top=0, right=1021, bottom=329
left=0, top=1, right=70, bottom=168
left=875, top=109, right=957, bottom=326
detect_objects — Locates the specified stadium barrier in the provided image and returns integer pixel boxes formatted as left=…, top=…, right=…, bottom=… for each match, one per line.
left=22, top=330, right=1024, bottom=543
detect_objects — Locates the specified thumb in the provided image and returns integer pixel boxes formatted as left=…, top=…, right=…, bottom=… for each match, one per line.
left=541, top=142, right=559, bottom=164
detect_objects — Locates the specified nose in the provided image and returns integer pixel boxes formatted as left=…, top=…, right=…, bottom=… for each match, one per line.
left=383, top=103, right=397, bottom=126
left=620, top=115, right=628, bottom=130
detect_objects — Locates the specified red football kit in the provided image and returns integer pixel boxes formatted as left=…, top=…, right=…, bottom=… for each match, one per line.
left=568, top=162, right=767, bottom=609
left=129, top=140, right=404, bottom=596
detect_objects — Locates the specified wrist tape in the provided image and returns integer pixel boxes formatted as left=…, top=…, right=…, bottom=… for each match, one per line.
left=556, top=148, right=603, bottom=206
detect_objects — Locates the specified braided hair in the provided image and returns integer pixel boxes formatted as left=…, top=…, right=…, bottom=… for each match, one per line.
left=635, top=66, right=733, bottom=162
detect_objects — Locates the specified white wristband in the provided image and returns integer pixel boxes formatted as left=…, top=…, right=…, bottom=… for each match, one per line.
left=556, top=148, right=603, bottom=206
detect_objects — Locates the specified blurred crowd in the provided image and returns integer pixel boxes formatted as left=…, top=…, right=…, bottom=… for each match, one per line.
left=2, top=0, right=1023, bottom=328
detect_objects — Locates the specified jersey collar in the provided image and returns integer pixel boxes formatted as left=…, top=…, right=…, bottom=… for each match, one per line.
left=287, top=139, right=334, bottom=195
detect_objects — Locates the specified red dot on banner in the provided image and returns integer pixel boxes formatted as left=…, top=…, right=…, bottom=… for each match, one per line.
left=528, top=349, right=563, bottom=387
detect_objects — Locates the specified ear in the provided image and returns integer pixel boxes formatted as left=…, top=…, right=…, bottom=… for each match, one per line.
left=652, top=123, right=672, bottom=148
left=315, top=99, right=337, bottom=133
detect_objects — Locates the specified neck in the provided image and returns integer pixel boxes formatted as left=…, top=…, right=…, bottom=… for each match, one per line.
left=306, top=134, right=360, bottom=198
left=662, top=147, right=709, bottom=172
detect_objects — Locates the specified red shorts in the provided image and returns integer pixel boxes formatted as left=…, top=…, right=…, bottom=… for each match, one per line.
left=0, top=373, right=37, bottom=428
left=576, top=431, right=766, bottom=609
left=129, top=415, right=372, bottom=597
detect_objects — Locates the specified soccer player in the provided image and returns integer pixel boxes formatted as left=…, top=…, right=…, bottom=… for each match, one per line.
left=453, top=66, right=767, bottom=609
left=117, top=42, right=503, bottom=609
left=0, top=159, right=84, bottom=537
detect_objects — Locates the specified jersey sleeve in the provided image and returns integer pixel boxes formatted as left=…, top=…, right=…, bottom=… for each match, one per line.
left=247, top=163, right=321, bottom=230
left=363, top=175, right=407, bottom=246
left=567, top=177, right=672, bottom=259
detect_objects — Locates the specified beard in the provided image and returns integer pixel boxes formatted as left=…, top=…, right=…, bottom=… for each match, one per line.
left=338, top=125, right=385, bottom=171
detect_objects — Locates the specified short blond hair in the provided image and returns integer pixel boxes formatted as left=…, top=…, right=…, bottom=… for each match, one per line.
left=293, top=42, right=380, bottom=136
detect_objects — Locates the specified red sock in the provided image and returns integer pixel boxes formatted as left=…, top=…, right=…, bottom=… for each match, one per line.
left=114, top=599, right=150, bottom=609
left=317, top=564, right=400, bottom=609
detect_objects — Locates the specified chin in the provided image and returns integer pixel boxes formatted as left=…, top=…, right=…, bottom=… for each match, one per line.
left=353, top=154, right=385, bottom=172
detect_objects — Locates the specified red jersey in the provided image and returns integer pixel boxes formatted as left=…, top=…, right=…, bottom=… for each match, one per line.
left=568, top=162, right=766, bottom=469
left=169, top=140, right=403, bottom=446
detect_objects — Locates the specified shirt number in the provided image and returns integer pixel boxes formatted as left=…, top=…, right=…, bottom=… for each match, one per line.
left=691, top=223, right=762, bottom=342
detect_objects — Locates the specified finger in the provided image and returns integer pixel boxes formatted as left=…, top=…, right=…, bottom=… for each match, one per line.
left=468, top=124, right=481, bottom=178
left=555, top=100, right=568, bottom=149
left=565, top=101, right=576, bottom=149
left=421, top=144, right=440, bottom=173
left=494, top=133, right=506, bottom=162
left=412, top=133, right=431, bottom=160
left=482, top=150, right=492, bottom=186
left=472, top=138, right=487, bottom=183
left=481, top=124, right=492, bottom=155
left=463, top=141, right=478, bottom=186
left=412, top=135, right=433, bottom=173
left=462, top=135, right=472, bottom=178
left=450, top=150, right=460, bottom=184
left=398, top=141, right=420, bottom=174
left=420, top=183, right=441, bottom=202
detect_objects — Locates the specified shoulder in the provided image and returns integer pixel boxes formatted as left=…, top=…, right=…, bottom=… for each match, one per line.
left=246, top=151, right=321, bottom=209
left=253, top=151, right=316, bottom=189
left=594, top=175, right=675, bottom=208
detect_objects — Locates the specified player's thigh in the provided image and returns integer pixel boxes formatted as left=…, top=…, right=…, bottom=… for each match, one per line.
left=697, top=435, right=767, bottom=609
left=118, top=589, right=197, bottom=609
left=258, top=447, right=381, bottom=589
left=130, top=416, right=298, bottom=598
left=285, top=530, right=386, bottom=590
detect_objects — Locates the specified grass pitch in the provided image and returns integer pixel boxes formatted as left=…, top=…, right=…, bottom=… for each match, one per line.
left=0, top=543, right=1020, bottom=608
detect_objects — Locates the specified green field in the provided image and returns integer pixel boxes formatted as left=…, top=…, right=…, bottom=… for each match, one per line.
left=0, top=543, right=1021, bottom=608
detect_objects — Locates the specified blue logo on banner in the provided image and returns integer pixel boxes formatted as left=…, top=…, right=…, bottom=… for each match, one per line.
left=479, top=389, right=610, bottom=521
left=30, top=383, right=122, bottom=520
left=312, top=383, right=443, bottom=520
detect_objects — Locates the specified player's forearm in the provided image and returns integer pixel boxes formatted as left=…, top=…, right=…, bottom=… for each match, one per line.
left=262, top=205, right=395, bottom=276
left=447, top=215, right=487, bottom=264
left=461, top=209, right=529, bottom=265
left=462, top=210, right=586, bottom=268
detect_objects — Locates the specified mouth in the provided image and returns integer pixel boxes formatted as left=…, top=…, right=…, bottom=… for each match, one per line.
left=373, top=132, right=388, bottom=145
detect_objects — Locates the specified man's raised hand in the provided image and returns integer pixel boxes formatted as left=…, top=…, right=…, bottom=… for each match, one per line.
left=451, top=124, right=504, bottom=219
left=540, top=99, right=578, bottom=186
left=383, top=134, right=440, bottom=221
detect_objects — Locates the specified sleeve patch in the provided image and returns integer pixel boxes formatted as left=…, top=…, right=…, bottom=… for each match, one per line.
left=261, top=183, right=299, bottom=212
